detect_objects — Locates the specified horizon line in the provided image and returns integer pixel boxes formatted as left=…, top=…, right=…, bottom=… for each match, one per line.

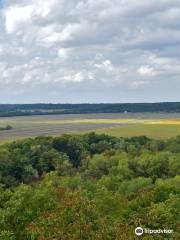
left=0, top=101, right=180, bottom=105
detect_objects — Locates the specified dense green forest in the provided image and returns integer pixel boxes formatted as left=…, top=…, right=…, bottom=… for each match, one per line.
left=0, top=132, right=180, bottom=239
left=0, top=102, right=180, bottom=117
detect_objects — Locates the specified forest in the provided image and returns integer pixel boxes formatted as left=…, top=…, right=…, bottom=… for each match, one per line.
left=0, top=132, right=179, bottom=239
left=1, top=102, right=180, bottom=117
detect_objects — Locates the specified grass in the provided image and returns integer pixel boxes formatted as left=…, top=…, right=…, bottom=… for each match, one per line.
left=95, top=124, right=180, bottom=139
left=1, top=113, right=180, bottom=144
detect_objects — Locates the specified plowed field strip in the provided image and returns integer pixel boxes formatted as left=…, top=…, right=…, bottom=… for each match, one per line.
left=0, top=123, right=123, bottom=140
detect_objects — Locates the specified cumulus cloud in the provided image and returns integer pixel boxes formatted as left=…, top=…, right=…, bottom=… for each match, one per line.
left=137, top=66, right=156, bottom=77
left=0, top=0, right=180, bottom=103
left=5, top=5, right=34, bottom=33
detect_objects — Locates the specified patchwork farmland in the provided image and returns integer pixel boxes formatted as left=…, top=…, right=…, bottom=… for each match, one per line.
left=1, top=112, right=180, bottom=143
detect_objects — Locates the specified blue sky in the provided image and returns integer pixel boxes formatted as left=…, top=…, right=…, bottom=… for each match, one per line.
left=0, top=0, right=180, bottom=103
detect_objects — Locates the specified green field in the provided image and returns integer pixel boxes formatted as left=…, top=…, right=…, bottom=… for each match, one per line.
left=96, top=123, right=180, bottom=139
left=1, top=113, right=180, bottom=144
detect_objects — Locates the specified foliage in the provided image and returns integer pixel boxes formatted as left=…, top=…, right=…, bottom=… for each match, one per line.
left=1, top=102, right=180, bottom=117
left=0, top=133, right=179, bottom=239
left=0, top=125, right=13, bottom=131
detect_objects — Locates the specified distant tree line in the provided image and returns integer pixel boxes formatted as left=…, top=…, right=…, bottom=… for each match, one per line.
left=0, top=102, right=180, bottom=117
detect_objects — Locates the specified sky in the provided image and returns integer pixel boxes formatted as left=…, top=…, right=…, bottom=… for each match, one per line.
left=0, top=0, right=180, bottom=103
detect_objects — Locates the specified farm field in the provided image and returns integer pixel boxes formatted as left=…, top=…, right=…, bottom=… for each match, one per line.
left=0, top=112, right=180, bottom=143
left=96, top=123, right=180, bottom=139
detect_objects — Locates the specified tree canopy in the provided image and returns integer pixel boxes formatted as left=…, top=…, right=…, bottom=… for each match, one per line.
left=0, top=132, right=179, bottom=239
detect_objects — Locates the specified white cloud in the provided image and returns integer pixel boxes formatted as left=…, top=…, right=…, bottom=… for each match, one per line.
left=139, top=54, right=180, bottom=76
left=137, top=65, right=156, bottom=77
left=34, top=0, right=58, bottom=17
left=5, top=5, right=34, bottom=33
left=0, top=0, right=180, bottom=102
left=43, top=23, right=81, bottom=43
left=63, top=72, right=84, bottom=83
left=94, top=60, right=113, bottom=72
left=57, top=48, right=71, bottom=59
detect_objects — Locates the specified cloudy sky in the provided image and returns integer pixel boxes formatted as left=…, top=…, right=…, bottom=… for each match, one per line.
left=0, top=0, right=180, bottom=103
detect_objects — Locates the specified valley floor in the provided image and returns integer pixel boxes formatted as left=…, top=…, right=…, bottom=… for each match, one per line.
left=1, top=112, right=180, bottom=143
